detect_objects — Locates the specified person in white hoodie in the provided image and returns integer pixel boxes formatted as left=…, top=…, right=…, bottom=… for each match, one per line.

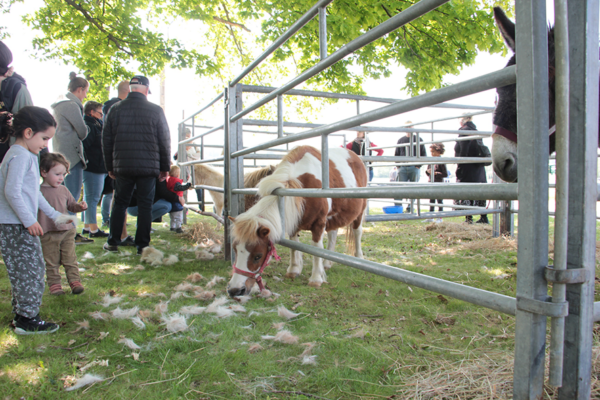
left=50, top=72, right=91, bottom=244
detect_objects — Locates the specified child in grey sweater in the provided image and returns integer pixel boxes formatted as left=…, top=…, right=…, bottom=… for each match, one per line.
left=0, top=107, right=74, bottom=335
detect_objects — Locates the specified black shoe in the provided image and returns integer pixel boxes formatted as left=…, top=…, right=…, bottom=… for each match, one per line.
left=476, top=217, right=489, bottom=224
left=103, top=242, right=119, bottom=252
left=152, top=217, right=162, bottom=223
left=75, top=233, right=94, bottom=245
left=119, top=236, right=136, bottom=246
left=89, top=229, right=109, bottom=238
left=170, top=228, right=175, bottom=232
left=81, top=228, right=90, bottom=236
left=136, top=247, right=144, bottom=255
left=14, top=314, right=59, bottom=335
left=465, top=216, right=473, bottom=224
left=174, top=227, right=183, bottom=234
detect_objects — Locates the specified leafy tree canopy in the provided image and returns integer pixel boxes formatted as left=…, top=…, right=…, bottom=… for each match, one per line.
left=0, top=0, right=513, bottom=101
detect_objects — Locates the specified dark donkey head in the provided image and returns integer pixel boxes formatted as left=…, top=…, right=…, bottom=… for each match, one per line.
left=492, top=7, right=556, bottom=183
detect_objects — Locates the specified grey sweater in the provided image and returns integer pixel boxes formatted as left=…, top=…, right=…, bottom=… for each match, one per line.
left=51, top=92, right=89, bottom=168
left=0, top=145, right=60, bottom=227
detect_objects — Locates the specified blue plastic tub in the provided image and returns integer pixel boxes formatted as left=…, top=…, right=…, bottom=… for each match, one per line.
left=383, top=205, right=403, bottom=214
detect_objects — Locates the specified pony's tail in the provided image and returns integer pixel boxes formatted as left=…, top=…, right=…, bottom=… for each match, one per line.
left=345, top=223, right=356, bottom=256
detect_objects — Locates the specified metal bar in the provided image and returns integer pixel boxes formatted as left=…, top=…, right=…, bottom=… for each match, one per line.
left=231, top=67, right=516, bottom=158
left=230, top=0, right=334, bottom=86
left=194, top=185, right=225, bottom=193
left=513, top=1, right=550, bottom=397
left=241, top=84, right=495, bottom=110
left=559, top=0, right=599, bottom=396
left=319, top=6, right=327, bottom=60
left=594, top=302, right=600, bottom=322
left=368, top=199, right=492, bottom=210
left=398, top=110, right=493, bottom=127
left=374, top=135, right=490, bottom=150
left=277, top=95, right=283, bottom=138
left=179, top=157, right=224, bottom=166
left=179, top=124, right=224, bottom=145
left=321, top=134, right=329, bottom=189
left=223, top=88, right=232, bottom=260
left=231, top=0, right=451, bottom=122
left=366, top=209, right=500, bottom=222
left=549, top=0, right=570, bottom=386
left=361, top=156, right=491, bottom=163
left=177, top=92, right=224, bottom=125
left=279, top=238, right=516, bottom=315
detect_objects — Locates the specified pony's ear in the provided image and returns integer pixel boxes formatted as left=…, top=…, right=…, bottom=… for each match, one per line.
left=257, top=227, right=270, bottom=239
left=493, top=7, right=515, bottom=52
left=228, top=216, right=236, bottom=223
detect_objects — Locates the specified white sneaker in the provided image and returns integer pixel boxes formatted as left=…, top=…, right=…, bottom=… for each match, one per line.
left=423, top=219, right=435, bottom=223
left=435, top=218, right=443, bottom=223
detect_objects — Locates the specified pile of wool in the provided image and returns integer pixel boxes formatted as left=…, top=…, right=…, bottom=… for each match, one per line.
left=100, top=293, right=124, bottom=308
left=160, top=313, right=188, bottom=333
left=140, top=247, right=165, bottom=266
left=65, top=374, right=104, bottom=391
left=261, top=329, right=299, bottom=345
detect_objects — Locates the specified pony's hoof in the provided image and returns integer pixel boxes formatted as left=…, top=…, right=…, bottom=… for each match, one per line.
left=285, top=272, right=298, bottom=279
left=308, top=281, right=322, bottom=288
left=323, top=262, right=333, bottom=270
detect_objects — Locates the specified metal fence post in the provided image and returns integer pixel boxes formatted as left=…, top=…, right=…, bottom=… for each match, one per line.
left=231, top=84, right=245, bottom=217
left=319, top=6, right=327, bottom=60
left=559, top=0, right=599, bottom=397
left=513, top=0, right=550, bottom=398
left=179, top=123, right=188, bottom=225
left=223, top=88, right=232, bottom=260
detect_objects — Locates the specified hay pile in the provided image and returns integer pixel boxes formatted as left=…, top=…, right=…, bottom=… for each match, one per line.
left=182, top=221, right=222, bottom=245
left=395, top=344, right=600, bottom=399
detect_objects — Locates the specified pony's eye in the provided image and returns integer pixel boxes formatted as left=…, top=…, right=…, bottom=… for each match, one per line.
left=254, top=255, right=262, bottom=262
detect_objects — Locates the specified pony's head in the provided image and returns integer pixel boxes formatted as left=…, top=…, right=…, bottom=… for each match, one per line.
left=492, top=7, right=556, bottom=182
left=227, top=216, right=279, bottom=298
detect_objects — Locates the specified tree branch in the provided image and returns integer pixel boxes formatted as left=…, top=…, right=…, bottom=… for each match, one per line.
left=213, top=16, right=250, bottom=32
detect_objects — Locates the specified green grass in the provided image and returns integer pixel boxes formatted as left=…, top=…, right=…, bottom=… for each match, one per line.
left=0, top=209, right=598, bottom=399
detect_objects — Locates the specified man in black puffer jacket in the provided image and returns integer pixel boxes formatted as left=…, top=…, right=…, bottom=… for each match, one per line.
left=102, top=75, right=170, bottom=254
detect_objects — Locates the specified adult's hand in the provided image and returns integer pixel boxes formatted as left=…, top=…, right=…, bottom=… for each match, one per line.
left=79, top=201, right=88, bottom=210
left=179, top=196, right=185, bottom=206
left=27, top=222, right=44, bottom=236
left=159, top=171, right=168, bottom=182
left=108, top=171, right=116, bottom=180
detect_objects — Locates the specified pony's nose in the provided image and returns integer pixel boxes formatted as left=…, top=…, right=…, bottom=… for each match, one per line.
left=494, top=152, right=518, bottom=183
left=227, top=286, right=246, bottom=298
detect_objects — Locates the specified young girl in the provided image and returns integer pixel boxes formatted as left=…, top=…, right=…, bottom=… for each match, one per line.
left=0, top=107, right=73, bottom=335
left=39, top=153, right=88, bottom=295
left=424, top=143, right=448, bottom=223
left=166, top=165, right=191, bottom=233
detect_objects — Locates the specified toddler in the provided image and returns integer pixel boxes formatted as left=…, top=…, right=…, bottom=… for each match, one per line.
left=0, top=107, right=74, bottom=335
left=166, top=165, right=191, bottom=233
left=38, top=152, right=88, bottom=295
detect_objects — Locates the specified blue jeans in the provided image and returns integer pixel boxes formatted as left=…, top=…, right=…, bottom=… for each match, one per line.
left=101, top=192, right=113, bottom=224
left=397, top=166, right=420, bottom=182
left=127, top=199, right=172, bottom=222
left=82, top=171, right=106, bottom=225
left=63, top=161, right=83, bottom=214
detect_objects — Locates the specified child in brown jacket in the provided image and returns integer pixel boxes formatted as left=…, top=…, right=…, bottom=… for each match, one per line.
left=38, top=153, right=87, bottom=295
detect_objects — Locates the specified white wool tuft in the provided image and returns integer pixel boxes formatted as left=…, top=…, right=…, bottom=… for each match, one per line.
left=186, top=272, right=204, bottom=282
left=170, top=292, right=188, bottom=300
left=111, top=306, right=140, bottom=319
left=76, top=320, right=90, bottom=330
left=100, top=294, right=124, bottom=308
left=133, top=265, right=145, bottom=271
left=233, top=295, right=252, bottom=305
left=215, top=306, right=235, bottom=318
left=348, top=328, right=366, bottom=339
left=81, top=251, right=95, bottom=260
left=118, top=338, right=141, bottom=350
left=154, top=301, right=169, bottom=314
left=277, top=305, right=300, bottom=320
left=229, top=304, right=246, bottom=313
left=160, top=313, right=188, bottom=333
left=193, top=290, right=215, bottom=301
left=65, top=374, right=104, bottom=391
left=209, top=244, right=221, bottom=253
left=257, top=289, right=273, bottom=298
left=174, top=282, right=196, bottom=292
left=272, top=322, right=285, bottom=331
left=248, top=343, right=263, bottom=353
left=54, top=214, right=76, bottom=226
left=179, top=305, right=206, bottom=315
left=88, top=311, right=110, bottom=320
left=248, top=311, right=261, bottom=317
left=140, top=247, right=165, bottom=266
left=301, top=355, right=318, bottom=365
left=196, top=250, right=214, bottom=260
left=130, top=316, right=146, bottom=329
left=261, top=329, right=299, bottom=344
left=206, top=296, right=229, bottom=313
left=300, top=342, right=316, bottom=357
left=163, top=254, right=179, bottom=266
left=205, top=276, right=225, bottom=289
left=138, top=309, right=152, bottom=319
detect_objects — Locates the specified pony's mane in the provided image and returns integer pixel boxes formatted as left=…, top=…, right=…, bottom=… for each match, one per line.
left=244, top=165, right=277, bottom=188
left=193, top=164, right=224, bottom=187
left=233, top=161, right=304, bottom=244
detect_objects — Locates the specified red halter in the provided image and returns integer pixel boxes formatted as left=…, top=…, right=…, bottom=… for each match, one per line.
left=231, top=240, right=281, bottom=292
left=494, top=125, right=556, bottom=143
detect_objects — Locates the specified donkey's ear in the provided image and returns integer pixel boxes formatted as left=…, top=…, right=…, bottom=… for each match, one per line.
left=494, top=7, right=515, bottom=52
left=228, top=216, right=236, bottom=223
left=257, top=227, right=270, bottom=239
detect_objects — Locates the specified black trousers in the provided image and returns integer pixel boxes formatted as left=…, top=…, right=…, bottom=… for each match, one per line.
left=108, top=175, right=156, bottom=250
left=429, top=199, right=443, bottom=212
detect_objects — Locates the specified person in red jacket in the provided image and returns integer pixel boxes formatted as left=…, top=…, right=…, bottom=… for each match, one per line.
left=345, top=131, right=383, bottom=181
left=166, top=165, right=192, bottom=233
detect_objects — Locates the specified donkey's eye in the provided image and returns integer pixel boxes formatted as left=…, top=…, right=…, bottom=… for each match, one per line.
left=254, top=255, right=262, bottom=262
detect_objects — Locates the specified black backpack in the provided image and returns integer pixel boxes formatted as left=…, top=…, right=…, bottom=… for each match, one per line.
left=475, top=139, right=492, bottom=166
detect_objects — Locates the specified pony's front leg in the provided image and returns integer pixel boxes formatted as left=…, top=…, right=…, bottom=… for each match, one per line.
left=323, top=230, right=337, bottom=269
left=353, top=223, right=364, bottom=259
left=285, top=232, right=303, bottom=279
left=308, top=231, right=327, bottom=287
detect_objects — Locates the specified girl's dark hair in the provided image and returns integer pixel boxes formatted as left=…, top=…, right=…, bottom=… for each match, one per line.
left=68, top=72, right=88, bottom=93
left=0, top=106, right=57, bottom=143
left=0, top=41, right=12, bottom=76
left=430, top=143, right=445, bottom=154
left=83, top=100, right=102, bottom=116
left=40, top=152, right=70, bottom=174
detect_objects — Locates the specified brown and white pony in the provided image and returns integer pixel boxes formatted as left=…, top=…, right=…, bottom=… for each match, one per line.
left=226, top=145, right=367, bottom=297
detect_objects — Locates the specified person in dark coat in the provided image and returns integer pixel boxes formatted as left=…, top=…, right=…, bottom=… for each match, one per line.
left=127, top=177, right=183, bottom=223
left=425, top=143, right=448, bottom=215
left=81, top=101, right=108, bottom=238
left=454, top=116, right=488, bottom=224
left=395, top=122, right=427, bottom=212
left=102, top=75, right=170, bottom=254
left=345, top=131, right=383, bottom=181
left=102, top=80, right=129, bottom=122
